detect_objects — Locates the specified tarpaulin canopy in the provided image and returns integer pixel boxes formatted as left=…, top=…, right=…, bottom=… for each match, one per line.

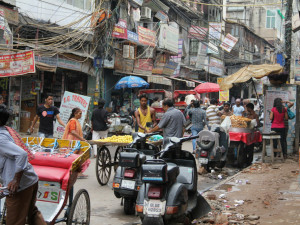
left=220, top=64, right=283, bottom=90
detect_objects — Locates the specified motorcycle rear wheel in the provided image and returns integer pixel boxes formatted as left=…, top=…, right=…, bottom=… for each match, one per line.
left=142, top=216, right=164, bottom=225
left=124, top=198, right=135, bottom=215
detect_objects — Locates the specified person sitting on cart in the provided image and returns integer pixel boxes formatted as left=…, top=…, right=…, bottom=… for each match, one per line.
left=220, top=102, right=233, bottom=117
left=0, top=106, right=46, bottom=225
left=134, top=94, right=157, bottom=133
left=244, top=103, right=259, bottom=126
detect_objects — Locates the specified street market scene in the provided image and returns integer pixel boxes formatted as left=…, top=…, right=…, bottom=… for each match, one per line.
left=0, top=0, right=300, bottom=225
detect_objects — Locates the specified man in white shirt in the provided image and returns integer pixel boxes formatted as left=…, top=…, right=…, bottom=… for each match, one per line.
left=232, top=99, right=244, bottom=116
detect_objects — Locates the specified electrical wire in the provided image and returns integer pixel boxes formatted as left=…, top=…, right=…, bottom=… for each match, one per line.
left=180, top=0, right=286, bottom=7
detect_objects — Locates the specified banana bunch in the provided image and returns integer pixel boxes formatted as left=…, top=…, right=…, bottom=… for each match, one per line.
left=96, top=135, right=133, bottom=143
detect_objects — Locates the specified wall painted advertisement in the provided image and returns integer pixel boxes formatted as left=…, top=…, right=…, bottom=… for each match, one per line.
left=158, top=23, right=179, bottom=53
left=0, top=50, right=35, bottom=77
left=54, top=91, right=91, bottom=138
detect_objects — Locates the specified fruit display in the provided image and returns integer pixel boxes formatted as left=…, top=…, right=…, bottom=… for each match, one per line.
left=96, top=135, right=133, bottom=144
left=229, top=115, right=252, bottom=128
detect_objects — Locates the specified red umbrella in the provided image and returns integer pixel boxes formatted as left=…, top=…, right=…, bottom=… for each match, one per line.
left=194, top=82, right=220, bottom=93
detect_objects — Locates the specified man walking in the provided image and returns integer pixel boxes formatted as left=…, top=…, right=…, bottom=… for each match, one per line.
left=30, top=94, right=65, bottom=137
left=149, top=99, right=186, bottom=138
left=0, top=106, right=46, bottom=225
left=91, top=99, right=111, bottom=157
left=135, top=94, right=156, bottom=133
left=206, top=98, right=221, bottom=129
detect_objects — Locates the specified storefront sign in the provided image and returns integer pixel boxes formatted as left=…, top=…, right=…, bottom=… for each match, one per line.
left=295, top=59, right=300, bottom=82
left=152, top=54, right=167, bottom=74
left=162, top=60, right=178, bottom=76
left=138, top=26, right=156, bottom=47
left=127, top=30, right=139, bottom=43
left=188, top=26, right=208, bottom=40
left=158, top=23, right=179, bottom=53
left=103, top=56, right=115, bottom=69
left=54, top=91, right=91, bottom=138
left=209, top=57, right=223, bottom=76
left=112, top=19, right=128, bottom=39
left=0, top=51, right=35, bottom=77
left=134, top=59, right=153, bottom=75
left=148, top=76, right=172, bottom=86
left=57, top=57, right=81, bottom=71
left=35, top=55, right=58, bottom=67
left=171, top=39, right=183, bottom=77
left=209, top=22, right=222, bottom=40
left=220, top=33, right=238, bottom=53
left=217, top=78, right=229, bottom=102
left=0, top=5, right=18, bottom=25
left=155, top=11, right=168, bottom=22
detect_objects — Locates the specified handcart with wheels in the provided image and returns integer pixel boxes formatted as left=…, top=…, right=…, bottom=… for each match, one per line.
left=90, top=136, right=163, bottom=186
left=227, top=128, right=262, bottom=168
left=0, top=137, right=91, bottom=225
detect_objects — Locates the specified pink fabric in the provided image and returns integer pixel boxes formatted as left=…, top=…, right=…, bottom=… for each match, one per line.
left=271, top=107, right=286, bottom=128
left=229, top=131, right=262, bottom=145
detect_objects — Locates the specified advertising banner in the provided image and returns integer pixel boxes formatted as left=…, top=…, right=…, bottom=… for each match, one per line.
left=127, top=30, right=139, bottom=43
left=220, top=33, right=238, bottom=53
left=209, top=22, right=222, bottom=40
left=0, top=51, right=35, bottom=77
left=134, top=59, right=153, bottom=75
left=188, top=26, right=208, bottom=40
left=152, top=54, right=167, bottom=74
left=209, top=57, right=224, bottom=76
left=163, top=60, right=178, bottom=76
left=138, top=26, right=156, bottom=47
left=112, top=19, right=128, bottom=39
left=158, top=23, right=179, bottom=53
left=217, top=78, right=229, bottom=102
left=171, top=39, right=183, bottom=77
left=54, top=91, right=91, bottom=138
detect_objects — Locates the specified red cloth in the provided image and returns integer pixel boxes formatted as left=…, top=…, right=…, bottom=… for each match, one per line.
left=5, top=126, right=35, bottom=161
left=229, top=131, right=262, bottom=145
left=271, top=107, right=286, bottom=128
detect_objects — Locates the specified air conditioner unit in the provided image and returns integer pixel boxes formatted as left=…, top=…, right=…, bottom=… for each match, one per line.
left=141, top=7, right=151, bottom=20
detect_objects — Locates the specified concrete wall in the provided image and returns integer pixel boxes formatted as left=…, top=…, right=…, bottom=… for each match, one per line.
left=16, top=0, right=93, bottom=28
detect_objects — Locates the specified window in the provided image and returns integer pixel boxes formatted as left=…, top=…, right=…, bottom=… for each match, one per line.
left=189, top=40, right=199, bottom=55
left=64, top=0, right=93, bottom=10
left=266, top=10, right=276, bottom=28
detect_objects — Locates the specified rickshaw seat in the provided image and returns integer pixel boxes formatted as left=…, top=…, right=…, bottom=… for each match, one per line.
left=33, top=165, right=70, bottom=190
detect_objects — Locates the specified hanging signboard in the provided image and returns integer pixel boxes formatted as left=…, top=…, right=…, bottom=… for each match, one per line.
left=152, top=54, right=167, bottom=74
left=138, top=26, right=156, bottom=47
left=127, top=30, right=139, bottom=43
left=158, top=23, right=179, bottom=53
left=162, top=60, right=178, bottom=76
left=0, top=51, right=35, bottom=77
left=220, top=33, right=238, bottom=53
left=217, top=78, right=229, bottom=102
left=155, top=11, right=168, bottom=22
left=134, top=58, right=153, bottom=75
left=171, top=39, right=183, bottom=77
left=188, top=26, right=208, bottom=40
left=54, top=91, right=91, bottom=138
left=112, top=19, right=128, bottom=39
left=209, top=22, right=222, bottom=40
left=209, top=57, right=224, bottom=76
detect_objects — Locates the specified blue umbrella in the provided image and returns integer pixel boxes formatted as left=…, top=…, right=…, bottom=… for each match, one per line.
left=115, top=75, right=149, bottom=89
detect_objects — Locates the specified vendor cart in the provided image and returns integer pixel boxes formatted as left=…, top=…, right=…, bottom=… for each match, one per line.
left=0, top=138, right=91, bottom=225
left=227, top=128, right=262, bottom=168
left=90, top=138, right=163, bottom=186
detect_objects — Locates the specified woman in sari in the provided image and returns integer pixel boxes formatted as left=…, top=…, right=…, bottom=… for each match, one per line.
left=62, top=108, right=90, bottom=178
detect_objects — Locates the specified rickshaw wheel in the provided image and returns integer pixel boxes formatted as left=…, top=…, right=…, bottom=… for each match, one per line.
left=67, top=189, right=90, bottom=225
left=113, top=146, right=123, bottom=172
left=96, top=146, right=112, bottom=186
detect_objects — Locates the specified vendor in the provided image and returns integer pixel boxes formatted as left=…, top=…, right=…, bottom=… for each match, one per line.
left=232, top=99, right=244, bottom=116
left=245, top=103, right=259, bottom=126
left=220, top=102, right=233, bottom=117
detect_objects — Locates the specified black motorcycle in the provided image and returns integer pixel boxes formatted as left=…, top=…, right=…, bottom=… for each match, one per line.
left=113, top=132, right=160, bottom=215
left=136, top=135, right=211, bottom=225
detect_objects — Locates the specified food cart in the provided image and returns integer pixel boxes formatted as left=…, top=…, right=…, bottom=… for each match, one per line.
left=90, top=135, right=163, bottom=186
left=0, top=138, right=91, bottom=225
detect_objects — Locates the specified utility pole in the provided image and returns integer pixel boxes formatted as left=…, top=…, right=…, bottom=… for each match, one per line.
left=284, top=0, right=293, bottom=75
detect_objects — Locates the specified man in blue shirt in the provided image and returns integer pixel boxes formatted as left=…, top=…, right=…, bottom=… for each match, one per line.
left=0, top=106, right=46, bottom=225
left=232, top=99, right=244, bottom=116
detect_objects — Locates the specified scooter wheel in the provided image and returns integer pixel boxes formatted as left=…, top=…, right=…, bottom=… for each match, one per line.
left=142, top=216, right=164, bottom=225
left=124, top=198, right=135, bottom=215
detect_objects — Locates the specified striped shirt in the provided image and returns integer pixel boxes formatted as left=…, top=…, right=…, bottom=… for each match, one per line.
left=206, top=105, right=220, bottom=126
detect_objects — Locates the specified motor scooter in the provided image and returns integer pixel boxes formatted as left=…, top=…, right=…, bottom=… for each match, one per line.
left=136, top=135, right=211, bottom=225
left=196, top=125, right=229, bottom=171
left=113, top=132, right=160, bottom=215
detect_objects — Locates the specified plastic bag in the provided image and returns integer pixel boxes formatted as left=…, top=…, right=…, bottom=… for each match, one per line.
left=220, top=116, right=231, bottom=132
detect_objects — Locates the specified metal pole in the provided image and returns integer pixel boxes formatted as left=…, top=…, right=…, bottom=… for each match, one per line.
left=284, top=0, right=293, bottom=75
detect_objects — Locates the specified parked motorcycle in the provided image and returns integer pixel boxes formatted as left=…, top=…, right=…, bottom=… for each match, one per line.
left=136, top=135, right=211, bottom=225
left=196, top=125, right=229, bottom=171
left=113, top=132, right=160, bottom=215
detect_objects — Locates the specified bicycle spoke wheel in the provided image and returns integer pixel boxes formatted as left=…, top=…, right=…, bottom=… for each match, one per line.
left=113, top=146, right=123, bottom=171
left=96, top=146, right=112, bottom=185
left=67, top=189, right=90, bottom=225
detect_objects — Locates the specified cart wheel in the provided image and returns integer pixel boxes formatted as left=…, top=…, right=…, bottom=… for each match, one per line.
left=96, top=146, right=112, bottom=186
left=237, top=143, right=245, bottom=168
left=67, top=189, right=90, bottom=225
left=113, top=146, right=123, bottom=171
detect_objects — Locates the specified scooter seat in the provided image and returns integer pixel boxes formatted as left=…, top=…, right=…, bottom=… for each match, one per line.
left=167, top=163, right=179, bottom=183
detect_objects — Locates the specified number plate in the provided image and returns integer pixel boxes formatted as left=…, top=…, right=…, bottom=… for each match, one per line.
left=144, top=200, right=166, bottom=216
left=199, top=158, right=208, bottom=164
left=121, top=180, right=136, bottom=190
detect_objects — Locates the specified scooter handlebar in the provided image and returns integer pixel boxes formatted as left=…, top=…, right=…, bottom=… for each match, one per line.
left=179, top=135, right=199, bottom=143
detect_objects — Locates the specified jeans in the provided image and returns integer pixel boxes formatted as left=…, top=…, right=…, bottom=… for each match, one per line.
left=38, top=132, right=53, bottom=138
left=191, top=126, right=203, bottom=151
left=271, top=128, right=287, bottom=156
